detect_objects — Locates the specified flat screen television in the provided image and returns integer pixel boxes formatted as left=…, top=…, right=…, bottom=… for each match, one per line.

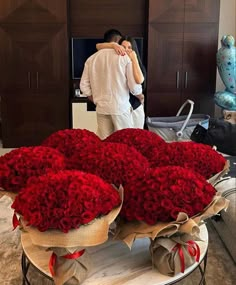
left=71, top=37, right=144, bottom=79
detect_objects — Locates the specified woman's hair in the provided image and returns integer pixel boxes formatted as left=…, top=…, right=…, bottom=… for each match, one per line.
left=119, top=36, right=146, bottom=89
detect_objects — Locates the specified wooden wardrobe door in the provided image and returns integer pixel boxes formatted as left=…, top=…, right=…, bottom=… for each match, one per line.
left=0, top=0, right=69, bottom=147
left=147, top=23, right=184, bottom=117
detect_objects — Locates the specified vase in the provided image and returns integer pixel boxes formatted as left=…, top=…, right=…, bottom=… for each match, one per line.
left=216, top=35, right=236, bottom=110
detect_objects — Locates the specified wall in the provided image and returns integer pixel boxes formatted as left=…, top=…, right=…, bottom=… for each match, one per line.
left=215, top=0, right=236, bottom=116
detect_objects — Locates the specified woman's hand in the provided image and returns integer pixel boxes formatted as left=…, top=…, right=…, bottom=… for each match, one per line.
left=126, top=50, right=138, bottom=62
left=136, top=94, right=145, bottom=104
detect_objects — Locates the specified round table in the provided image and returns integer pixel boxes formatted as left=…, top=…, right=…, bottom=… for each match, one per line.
left=21, top=224, right=208, bottom=285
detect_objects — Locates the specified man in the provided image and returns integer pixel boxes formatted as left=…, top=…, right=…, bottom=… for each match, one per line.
left=80, top=29, right=142, bottom=139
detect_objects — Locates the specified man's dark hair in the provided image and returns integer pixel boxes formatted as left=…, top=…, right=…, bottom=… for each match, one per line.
left=103, top=29, right=122, bottom=43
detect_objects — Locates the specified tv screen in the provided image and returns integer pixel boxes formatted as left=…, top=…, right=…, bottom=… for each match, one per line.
left=71, top=37, right=144, bottom=79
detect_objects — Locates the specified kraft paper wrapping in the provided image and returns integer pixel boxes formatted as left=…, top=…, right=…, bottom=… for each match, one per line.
left=48, top=247, right=91, bottom=285
left=21, top=187, right=123, bottom=285
left=0, top=188, right=17, bottom=201
left=150, top=234, right=202, bottom=276
left=207, top=160, right=230, bottom=185
left=114, top=193, right=229, bottom=249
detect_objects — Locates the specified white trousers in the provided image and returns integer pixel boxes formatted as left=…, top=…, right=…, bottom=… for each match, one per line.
left=132, top=104, right=145, bottom=129
left=96, top=108, right=133, bottom=140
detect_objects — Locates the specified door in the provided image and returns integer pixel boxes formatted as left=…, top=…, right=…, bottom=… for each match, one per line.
left=147, top=23, right=184, bottom=116
left=146, top=0, right=220, bottom=117
left=0, top=0, right=69, bottom=147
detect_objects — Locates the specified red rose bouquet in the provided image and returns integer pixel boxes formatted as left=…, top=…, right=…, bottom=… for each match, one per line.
left=12, top=170, right=122, bottom=285
left=69, top=142, right=150, bottom=187
left=120, top=166, right=216, bottom=224
left=12, top=170, right=121, bottom=232
left=115, top=166, right=229, bottom=276
left=0, top=146, right=66, bottom=194
left=41, top=129, right=102, bottom=169
left=147, top=141, right=228, bottom=180
left=104, top=128, right=166, bottom=158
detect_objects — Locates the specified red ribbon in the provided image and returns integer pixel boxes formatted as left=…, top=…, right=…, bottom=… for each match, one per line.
left=49, top=252, right=57, bottom=276
left=63, top=249, right=85, bottom=259
left=187, top=240, right=200, bottom=262
left=49, top=249, right=85, bottom=276
left=172, top=240, right=201, bottom=273
left=173, top=244, right=185, bottom=273
left=12, top=212, right=20, bottom=230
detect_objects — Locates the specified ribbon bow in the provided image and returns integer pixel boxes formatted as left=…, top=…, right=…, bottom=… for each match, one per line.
left=172, top=240, right=200, bottom=273
left=49, top=249, right=85, bottom=276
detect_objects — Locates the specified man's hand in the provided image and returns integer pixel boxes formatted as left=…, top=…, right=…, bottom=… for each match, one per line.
left=113, top=43, right=126, bottom=56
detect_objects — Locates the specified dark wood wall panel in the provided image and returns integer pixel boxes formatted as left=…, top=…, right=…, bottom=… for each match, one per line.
left=0, top=0, right=68, bottom=22
left=69, top=0, right=146, bottom=37
left=148, top=0, right=220, bottom=24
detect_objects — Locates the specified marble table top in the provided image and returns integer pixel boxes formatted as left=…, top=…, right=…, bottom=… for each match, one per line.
left=21, top=224, right=208, bottom=285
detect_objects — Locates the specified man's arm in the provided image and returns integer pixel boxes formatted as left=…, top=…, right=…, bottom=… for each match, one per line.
left=80, top=61, right=93, bottom=102
left=96, top=42, right=126, bottom=56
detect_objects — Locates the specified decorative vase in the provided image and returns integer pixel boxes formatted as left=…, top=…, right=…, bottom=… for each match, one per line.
left=215, top=35, right=236, bottom=110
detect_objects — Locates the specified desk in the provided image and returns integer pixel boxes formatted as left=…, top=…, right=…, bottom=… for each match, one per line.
left=21, top=225, right=208, bottom=285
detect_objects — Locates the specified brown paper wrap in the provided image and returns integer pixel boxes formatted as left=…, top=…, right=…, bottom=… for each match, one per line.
left=49, top=247, right=91, bottom=285
left=21, top=187, right=123, bottom=285
left=114, top=193, right=229, bottom=248
left=150, top=233, right=202, bottom=276
left=207, top=160, right=230, bottom=185
left=0, top=188, right=17, bottom=201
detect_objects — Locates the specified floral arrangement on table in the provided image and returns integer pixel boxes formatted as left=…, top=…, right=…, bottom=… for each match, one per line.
left=120, top=166, right=216, bottom=224
left=0, top=146, right=66, bottom=196
left=1, top=127, right=230, bottom=282
left=114, top=165, right=229, bottom=276
left=104, top=128, right=166, bottom=158
left=12, top=170, right=122, bottom=285
left=68, top=142, right=150, bottom=187
left=41, top=129, right=102, bottom=169
left=142, top=141, right=229, bottom=182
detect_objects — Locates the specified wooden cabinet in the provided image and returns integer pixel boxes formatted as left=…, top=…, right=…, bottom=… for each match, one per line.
left=0, top=0, right=69, bottom=147
left=146, top=0, right=220, bottom=117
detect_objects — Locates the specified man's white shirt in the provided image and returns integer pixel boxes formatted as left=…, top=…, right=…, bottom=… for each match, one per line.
left=80, top=49, right=142, bottom=115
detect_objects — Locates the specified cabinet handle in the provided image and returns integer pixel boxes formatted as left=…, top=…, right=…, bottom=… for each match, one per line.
left=176, top=71, right=180, bottom=89
left=184, top=71, right=188, bottom=88
left=36, top=72, right=39, bottom=89
left=28, top=72, right=31, bottom=88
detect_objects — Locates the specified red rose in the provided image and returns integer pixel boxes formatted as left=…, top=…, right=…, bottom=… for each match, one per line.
left=121, top=166, right=216, bottom=224
left=41, top=129, right=102, bottom=169
left=69, top=142, right=150, bottom=188
left=148, top=141, right=226, bottom=179
left=104, top=128, right=166, bottom=159
left=12, top=170, right=121, bottom=233
left=0, top=146, right=66, bottom=193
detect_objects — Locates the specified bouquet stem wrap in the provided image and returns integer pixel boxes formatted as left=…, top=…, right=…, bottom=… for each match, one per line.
left=150, top=234, right=201, bottom=276
left=48, top=247, right=91, bottom=285
left=114, top=193, right=229, bottom=276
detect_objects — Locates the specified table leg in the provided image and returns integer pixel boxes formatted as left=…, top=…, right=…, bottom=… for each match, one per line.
left=21, top=252, right=31, bottom=285
left=198, top=249, right=208, bottom=285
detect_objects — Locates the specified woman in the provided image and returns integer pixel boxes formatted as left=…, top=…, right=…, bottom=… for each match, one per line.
left=96, top=36, right=146, bottom=129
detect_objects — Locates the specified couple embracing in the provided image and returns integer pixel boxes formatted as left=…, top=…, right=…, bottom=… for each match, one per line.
left=80, top=29, right=146, bottom=140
